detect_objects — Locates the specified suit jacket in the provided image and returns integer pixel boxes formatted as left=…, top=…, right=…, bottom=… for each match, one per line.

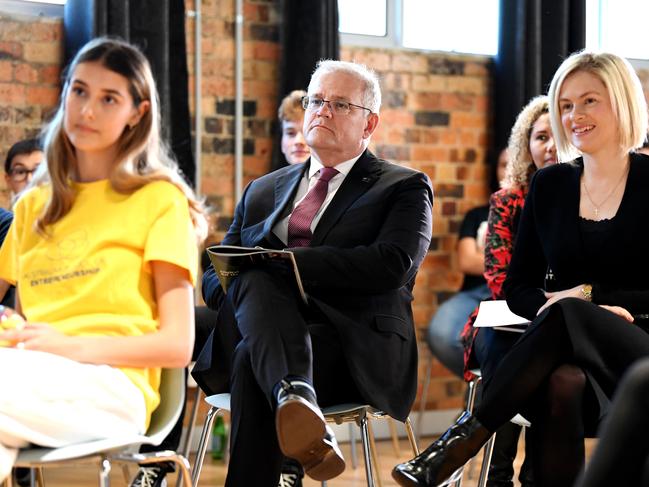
left=504, top=153, right=649, bottom=320
left=195, top=149, right=433, bottom=421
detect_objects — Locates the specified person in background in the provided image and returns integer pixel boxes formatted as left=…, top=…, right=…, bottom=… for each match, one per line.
left=3, top=138, right=43, bottom=201
left=198, top=59, right=433, bottom=487
left=574, top=356, right=649, bottom=487
left=426, top=148, right=507, bottom=378
left=0, top=37, right=206, bottom=483
left=279, top=90, right=311, bottom=165
left=394, top=50, right=649, bottom=487
left=460, top=96, right=558, bottom=487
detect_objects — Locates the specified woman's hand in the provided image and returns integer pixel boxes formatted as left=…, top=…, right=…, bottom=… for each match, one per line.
left=598, top=305, right=634, bottom=322
left=536, top=284, right=586, bottom=315
left=0, top=323, right=81, bottom=358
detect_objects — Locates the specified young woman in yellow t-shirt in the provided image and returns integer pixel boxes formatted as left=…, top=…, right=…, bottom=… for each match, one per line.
left=0, top=37, right=207, bottom=481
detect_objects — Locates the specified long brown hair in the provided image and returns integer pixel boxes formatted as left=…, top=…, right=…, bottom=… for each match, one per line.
left=35, top=37, right=206, bottom=241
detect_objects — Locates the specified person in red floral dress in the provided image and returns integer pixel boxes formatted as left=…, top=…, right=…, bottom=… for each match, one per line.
left=459, top=95, right=560, bottom=487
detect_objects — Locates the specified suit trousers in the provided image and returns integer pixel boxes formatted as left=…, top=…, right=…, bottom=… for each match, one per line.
left=224, top=267, right=362, bottom=487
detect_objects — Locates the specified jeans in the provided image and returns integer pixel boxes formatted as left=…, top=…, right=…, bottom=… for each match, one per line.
left=426, top=284, right=490, bottom=378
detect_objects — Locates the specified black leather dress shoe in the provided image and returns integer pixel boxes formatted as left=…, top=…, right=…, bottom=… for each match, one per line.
left=275, top=379, right=345, bottom=481
left=392, top=411, right=491, bottom=487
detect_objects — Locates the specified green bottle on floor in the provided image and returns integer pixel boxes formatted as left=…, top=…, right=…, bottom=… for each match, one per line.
left=211, top=416, right=227, bottom=460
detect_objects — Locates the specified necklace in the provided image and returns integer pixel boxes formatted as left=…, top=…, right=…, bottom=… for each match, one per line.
left=581, top=164, right=629, bottom=219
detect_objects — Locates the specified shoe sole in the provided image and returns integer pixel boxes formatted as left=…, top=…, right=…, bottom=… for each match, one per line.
left=276, top=395, right=345, bottom=481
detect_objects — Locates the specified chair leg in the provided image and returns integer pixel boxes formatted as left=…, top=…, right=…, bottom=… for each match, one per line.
left=403, top=417, right=420, bottom=456
left=358, top=411, right=375, bottom=487
left=177, top=386, right=202, bottom=487
left=416, top=356, right=434, bottom=442
left=191, top=406, right=218, bottom=487
left=388, top=418, right=401, bottom=457
left=348, top=422, right=358, bottom=469
left=120, top=464, right=131, bottom=484
left=165, top=455, right=193, bottom=487
left=181, top=387, right=202, bottom=459
left=99, top=458, right=111, bottom=487
left=477, top=434, right=496, bottom=487
left=35, top=468, right=44, bottom=487
left=366, top=420, right=383, bottom=487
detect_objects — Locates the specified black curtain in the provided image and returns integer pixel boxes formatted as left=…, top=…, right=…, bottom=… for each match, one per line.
left=271, top=0, right=340, bottom=171
left=63, top=0, right=195, bottom=187
left=492, top=0, right=585, bottom=158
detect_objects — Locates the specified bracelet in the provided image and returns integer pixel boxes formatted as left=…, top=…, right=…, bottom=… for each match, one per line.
left=581, top=284, right=593, bottom=302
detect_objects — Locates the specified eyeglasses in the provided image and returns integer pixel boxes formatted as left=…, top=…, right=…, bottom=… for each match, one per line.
left=301, top=96, right=372, bottom=115
left=8, top=166, right=40, bottom=183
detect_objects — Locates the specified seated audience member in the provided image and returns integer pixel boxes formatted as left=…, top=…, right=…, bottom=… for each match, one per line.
left=0, top=208, right=12, bottom=306
left=0, top=37, right=206, bottom=483
left=3, top=138, right=43, bottom=201
left=137, top=89, right=317, bottom=487
left=460, top=96, right=558, bottom=487
left=393, top=51, right=649, bottom=487
left=279, top=89, right=310, bottom=165
left=574, top=356, right=649, bottom=487
left=198, top=60, right=433, bottom=486
left=426, top=148, right=507, bottom=378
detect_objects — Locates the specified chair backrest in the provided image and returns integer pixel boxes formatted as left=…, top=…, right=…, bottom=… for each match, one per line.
left=145, top=367, right=186, bottom=446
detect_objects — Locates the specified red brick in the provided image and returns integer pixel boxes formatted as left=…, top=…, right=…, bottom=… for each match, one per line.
left=14, top=63, right=38, bottom=84
left=26, top=85, right=60, bottom=106
left=0, top=82, right=26, bottom=104
left=252, top=41, right=279, bottom=61
left=23, top=42, right=62, bottom=64
left=0, top=61, right=12, bottom=82
left=39, top=64, right=61, bottom=84
left=0, top=42, right=23, bottom=59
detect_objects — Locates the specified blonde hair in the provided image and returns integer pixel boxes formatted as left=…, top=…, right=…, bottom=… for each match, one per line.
left=278, top=90, right=306, bottom=122
left=502, top=95, right=549, bottom=190
left=35, top=37, right=207, bottom=241
left=548, top=51, right=648, bottom=161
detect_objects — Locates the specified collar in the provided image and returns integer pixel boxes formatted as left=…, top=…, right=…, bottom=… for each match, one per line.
left=307, top=152, right=363, bottom=179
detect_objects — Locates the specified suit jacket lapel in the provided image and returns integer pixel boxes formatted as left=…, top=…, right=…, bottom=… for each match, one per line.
left=259, top=162, right=306, bottom=243
left=310, top=150, right=381, bottom=246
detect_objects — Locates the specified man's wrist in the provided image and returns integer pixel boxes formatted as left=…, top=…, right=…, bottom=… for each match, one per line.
left=580, top=284, right=593, bottom=302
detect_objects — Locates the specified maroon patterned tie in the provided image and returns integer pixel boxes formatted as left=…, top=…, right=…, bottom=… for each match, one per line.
left=287, top=167, right=339, bottom=247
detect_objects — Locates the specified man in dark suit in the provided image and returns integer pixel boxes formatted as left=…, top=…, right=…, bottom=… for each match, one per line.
left=198, top=60, right=433, bottom=487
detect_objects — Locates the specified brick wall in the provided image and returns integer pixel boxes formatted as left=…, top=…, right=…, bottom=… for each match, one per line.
left=0, top=13, right=63, bottom=206
left=4, top=3, right=649, bottom=413
left=341, top=46, right=493, bottom=409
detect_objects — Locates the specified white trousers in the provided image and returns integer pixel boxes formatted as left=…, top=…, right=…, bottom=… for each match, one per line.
left=0, top=348, right=146, bottom=481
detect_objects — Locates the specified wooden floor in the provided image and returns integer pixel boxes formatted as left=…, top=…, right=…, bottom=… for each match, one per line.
left=19, top=436, right=597, bottom=486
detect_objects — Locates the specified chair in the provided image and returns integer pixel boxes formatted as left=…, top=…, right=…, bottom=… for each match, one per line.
left=3, top=368, right=192, bottom=487
left=191, top=393, right=420, bottom=487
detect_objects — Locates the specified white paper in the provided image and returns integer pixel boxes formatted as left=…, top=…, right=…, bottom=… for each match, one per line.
left=473, top=300, right=531, bottom=328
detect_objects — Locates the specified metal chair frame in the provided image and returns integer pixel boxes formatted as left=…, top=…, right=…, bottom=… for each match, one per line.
left=190, top=394, right=420, bottom=487
left=2, top=368, right=192, bottom=487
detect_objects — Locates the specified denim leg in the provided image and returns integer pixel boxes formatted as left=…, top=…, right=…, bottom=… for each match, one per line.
left=426, top=284, right=490, bottom=377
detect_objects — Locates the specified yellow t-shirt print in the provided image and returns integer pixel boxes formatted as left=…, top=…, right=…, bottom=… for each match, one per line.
left=0, top=179, right=198, bottom=427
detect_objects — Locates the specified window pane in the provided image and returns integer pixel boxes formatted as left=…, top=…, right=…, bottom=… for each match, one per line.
left=338, top=0, right=387, bottom=37
left=402, top=0, right=499, bottom=56
left=20, top=0, right=66, bottom=4
left=586, top=0, right=649, bottom=60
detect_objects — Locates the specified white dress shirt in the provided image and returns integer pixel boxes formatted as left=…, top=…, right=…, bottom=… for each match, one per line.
left=273, top=152, right=363, bottom=246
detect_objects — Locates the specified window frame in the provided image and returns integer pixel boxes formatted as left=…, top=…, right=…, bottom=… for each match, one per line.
left=339, top=0, right=401, bottom=49
left=338, top=0, right=496, bottom=57
left=0, top=0, right=64, bottom=17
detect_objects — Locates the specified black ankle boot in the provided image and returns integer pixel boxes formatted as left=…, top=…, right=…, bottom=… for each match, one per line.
left=392, top=411, right=492, bottom=487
